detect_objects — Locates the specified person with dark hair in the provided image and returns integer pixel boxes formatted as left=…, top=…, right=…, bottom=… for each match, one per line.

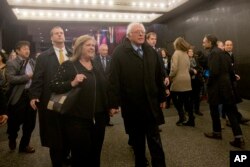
left=6, top=41, right=37, bottom=153
left=0, top=50, right=8, bottom=126
left=29, top=26, right=72, bottom=166
left=109, top=22, right=166, bottom=167
left=223, top=40, right=249, bottom=125
left=203, top=34, right=245, bottom=148
left=158, top=48, right=171, bottom=108
left=169, top=37, right=194, bottom=126
left=188, top=47, right=203, bottom=116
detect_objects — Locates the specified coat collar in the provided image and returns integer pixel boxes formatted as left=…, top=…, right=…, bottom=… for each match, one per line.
left=122, top=38, right=152, bottom=55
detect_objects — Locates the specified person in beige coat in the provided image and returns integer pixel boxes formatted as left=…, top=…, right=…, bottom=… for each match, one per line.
left=169, top=37, right=194, bottom=126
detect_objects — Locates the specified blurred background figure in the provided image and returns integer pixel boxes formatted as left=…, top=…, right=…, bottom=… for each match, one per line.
left=8, top=50, right=17, bottom=61
left=94, top=43, right=113, bottom=126
left=158, top=48, right=171, bottom=108
left=217, top=41, right=224, bottom=50
left=169, top=37, right=194, bottom=127
left=188, top=47, right=203, bottom=116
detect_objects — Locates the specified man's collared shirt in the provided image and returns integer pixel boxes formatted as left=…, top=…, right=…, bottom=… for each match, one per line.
left=53, top=46, right=69, bottom=63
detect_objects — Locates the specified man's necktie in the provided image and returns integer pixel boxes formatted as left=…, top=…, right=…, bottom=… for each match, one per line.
left=102, top=57, right=106, bottom=71
left=137, top=48, right=143, bottom=58
left=59, top=49, right=65, bottom=64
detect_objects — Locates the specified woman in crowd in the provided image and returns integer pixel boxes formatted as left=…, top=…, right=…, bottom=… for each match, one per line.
left=158, top=48, right=171, bottom=108
left=169, top=37, right=194, bottom=126
left=188, top=47, right=203, bottom=116
left=50, top=35, right=108, bottom=167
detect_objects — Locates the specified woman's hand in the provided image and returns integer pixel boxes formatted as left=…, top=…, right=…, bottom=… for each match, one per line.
left=71, top=74, right=87, bottom=87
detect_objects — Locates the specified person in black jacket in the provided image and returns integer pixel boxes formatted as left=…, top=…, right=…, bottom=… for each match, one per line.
left=223, top=40, right=249, bottom=125
left=158, top=48, right=171, bottom=108
left=50, top=35, right=108, bottom=167
left=108, top=22, right=166, bottom=167
left=203, top=34, right=245, bottom=148
left=29, top=26, right=72, bottom=166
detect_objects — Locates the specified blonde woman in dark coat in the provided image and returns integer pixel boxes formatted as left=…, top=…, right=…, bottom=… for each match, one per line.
left=169, top=37, right=194, bottom=126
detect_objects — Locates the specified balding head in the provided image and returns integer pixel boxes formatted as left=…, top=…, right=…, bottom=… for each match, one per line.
left=99, top=44, right=108, bottom=57
left=217, top=41, right=224, bottom=50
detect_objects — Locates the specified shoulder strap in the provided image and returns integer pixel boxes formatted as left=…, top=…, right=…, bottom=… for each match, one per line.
left=72, top=61, right=79, bottom=74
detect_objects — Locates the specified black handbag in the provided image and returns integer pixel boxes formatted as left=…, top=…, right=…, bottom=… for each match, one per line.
left=47, top=87, right=81, bottom=114
left=47, top=62, right=80, bottom=114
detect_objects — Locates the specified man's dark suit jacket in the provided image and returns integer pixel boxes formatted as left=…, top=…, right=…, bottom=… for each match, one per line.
left=6, top=56, right=35, bottom=105
left=29, top=47, right=72, bottom=149
left=93, top=55, right=111, bottom=79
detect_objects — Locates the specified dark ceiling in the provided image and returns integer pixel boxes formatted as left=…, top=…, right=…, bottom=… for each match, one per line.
left=1, top=0, right=207, bottom=48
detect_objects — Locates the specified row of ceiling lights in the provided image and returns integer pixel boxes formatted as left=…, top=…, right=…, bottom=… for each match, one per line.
left=13, top=8, right=161, bottom=22
left=9, top=0, right=184, bottom=10
left=8, top=0, right=188, bottom=22
left=12, top=0, right=177, bottom=6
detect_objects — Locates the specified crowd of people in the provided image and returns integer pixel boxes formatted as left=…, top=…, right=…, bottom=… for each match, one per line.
left=0, top=22, right=249, bottom=167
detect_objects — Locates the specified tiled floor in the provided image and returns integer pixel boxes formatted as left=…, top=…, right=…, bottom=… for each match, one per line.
left=0, top=100, right=249, bottom=167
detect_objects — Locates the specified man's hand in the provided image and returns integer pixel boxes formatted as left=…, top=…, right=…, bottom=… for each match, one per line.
left=109, top=108, right=119, bottom=117
left=160, top=102, right=166, bottom=109
left=0, top=115, right=8, bottom=126
left=30, top=99, right=40, bottom=110
left=164, top=77, right=170, bottom=86
left=235, top=74, right=240, bottom=81
left=166, top=89, right=170, bottom=97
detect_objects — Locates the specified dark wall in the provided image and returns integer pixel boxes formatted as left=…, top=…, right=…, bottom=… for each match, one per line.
left=159, top=0, right=250, bottom=99
left=0, top=0, right=34, bottom=54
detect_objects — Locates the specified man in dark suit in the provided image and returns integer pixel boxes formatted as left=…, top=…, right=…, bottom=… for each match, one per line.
left=203, top=35, right=245, bottom=148
left=29, top=26, right=72, bottom=167
left=108, top=22, right=166, bottom=167
left=224, top=40, right=249, bottom=125
left=6, top=41, right=36, bottom=153
left=94, top=43, right=113, bottom=126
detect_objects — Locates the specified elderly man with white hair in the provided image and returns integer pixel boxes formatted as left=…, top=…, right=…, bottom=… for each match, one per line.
left=108, top=22, right=166, bottom=167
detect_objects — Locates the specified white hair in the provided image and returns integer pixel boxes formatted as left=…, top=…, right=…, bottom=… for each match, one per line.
left=126, top=22, right=145, bottom=37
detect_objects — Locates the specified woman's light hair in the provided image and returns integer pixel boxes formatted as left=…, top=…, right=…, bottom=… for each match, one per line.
left=70, top=35, right=96, bottom=61
left=173, top=37, right=190, bottom=52
left=126, top=22, right=145, bottom=38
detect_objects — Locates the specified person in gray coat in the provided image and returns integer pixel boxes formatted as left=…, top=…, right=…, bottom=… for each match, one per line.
left=6, top=41, right=36, bottom=153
